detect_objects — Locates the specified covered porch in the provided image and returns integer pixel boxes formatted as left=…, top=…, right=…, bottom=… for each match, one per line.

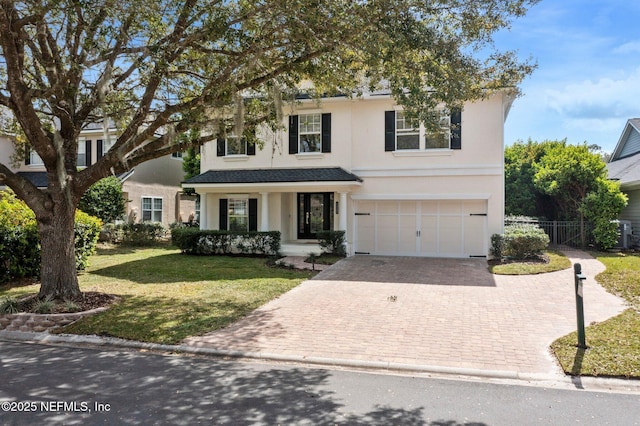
left=183, top=167, right=362, bottom=256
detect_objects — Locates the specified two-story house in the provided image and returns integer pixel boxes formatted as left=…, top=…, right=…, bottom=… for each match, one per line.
left=184, top=90, right=513, bottom=258
left=0, top=122, right=192, bottom=226
left=607, top=118, right=640, bottom=243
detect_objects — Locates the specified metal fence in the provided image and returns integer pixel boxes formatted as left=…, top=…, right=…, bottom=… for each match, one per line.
left=505, top=218, right=594, bottom=248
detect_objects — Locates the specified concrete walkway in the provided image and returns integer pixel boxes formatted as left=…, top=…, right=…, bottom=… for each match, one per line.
left=184, top=249, right=627, bottom=378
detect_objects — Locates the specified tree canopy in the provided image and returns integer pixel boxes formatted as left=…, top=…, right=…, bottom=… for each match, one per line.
left=505, top=139, right=627, bottom=249
left=0, top=0, right=538, bottom=299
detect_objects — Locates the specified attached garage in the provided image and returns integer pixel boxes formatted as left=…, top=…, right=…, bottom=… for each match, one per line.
left=354, top=199, right=488, bottom=258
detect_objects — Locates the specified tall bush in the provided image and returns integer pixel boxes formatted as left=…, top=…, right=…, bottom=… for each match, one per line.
left=316, top=230, right=346, bottom=257
left=78, top=176, right=127, bottom=223
left=0, top=192, right=102, bottom=282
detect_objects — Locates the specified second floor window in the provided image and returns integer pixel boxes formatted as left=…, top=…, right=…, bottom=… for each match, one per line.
left=77, top=141, right=87, bottom=167
left=299, top=113, right=322, bottom=153
left=395, top=111, right=420, bottom=150
left=385, top=109, right=461, bottom=152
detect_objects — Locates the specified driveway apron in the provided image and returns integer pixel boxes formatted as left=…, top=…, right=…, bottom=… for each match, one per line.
left=184, top=249, right=626, bottom=376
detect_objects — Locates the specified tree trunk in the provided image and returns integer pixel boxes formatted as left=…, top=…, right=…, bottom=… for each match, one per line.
left=37, top=201, right=81, bottom=300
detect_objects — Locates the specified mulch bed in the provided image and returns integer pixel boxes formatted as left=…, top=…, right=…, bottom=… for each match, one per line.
left=487, top=253, right=550, bottom=267
left=9, top=292, right=118, bottom=314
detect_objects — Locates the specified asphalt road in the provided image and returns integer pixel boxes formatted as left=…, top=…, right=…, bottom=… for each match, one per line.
left=1, top=339, right=639, bottom=425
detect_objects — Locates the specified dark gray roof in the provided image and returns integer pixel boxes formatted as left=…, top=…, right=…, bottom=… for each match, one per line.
left=185, top=167, right=362, bottom=184
left=17, top=171, right=48, bottom=188
left=608, top=152, right=640, bottom=186
left=17, top=170, right=133, bottom=188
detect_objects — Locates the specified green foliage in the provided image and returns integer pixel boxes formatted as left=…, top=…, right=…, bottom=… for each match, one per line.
left=490, top=233, right=504, bottom=259
left=503, top=223, right=550, bottom=259
left=78, top=176, right=127, bottom=224
left=0, top=296, right=20, bottom=314
left=0, top=192, right=102, bottom=281
left=533, top=142, right=607, bottom=220
left=171, top=228, right=281, bottom=256
left=505, top=139, right=565, bottom=218
left=33, top=296, right=55, bottom=314
left=120, top=223, right=166, bottom=246
left=581, top=179, right=628, bottom=250
left=74, top=211, right=103, bottom=271
left=316, top=230, right=347, bottom=257
left=0, top=192, right=41, bottom=281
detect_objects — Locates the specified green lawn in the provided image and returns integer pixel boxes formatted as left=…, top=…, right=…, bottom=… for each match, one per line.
left=489, top=250, right=571, bottom=275
left=0, top=245, right=314, bottom=344
left=551, top=252, right=640, bottom=378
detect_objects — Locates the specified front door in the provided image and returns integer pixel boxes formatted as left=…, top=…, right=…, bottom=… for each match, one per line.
left=298, top=193, right=333, bottom=239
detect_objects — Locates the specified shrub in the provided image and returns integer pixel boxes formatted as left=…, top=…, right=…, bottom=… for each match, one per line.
left=78, top=176, right=126, bottom=224
left=503, top=223, right=550, bottom=259
left=171, top=228, right=281, bottom=256
left=75, top=210, right=103, bottom=271
left=0, top=296, right=20, bottom=314
left=120, top=223, right=166, bottom=246
left=0, top=192, right=102, bottom=282
left=490, top=233, right=504, bottom=259
left=316, top=230, right=346, bottom=257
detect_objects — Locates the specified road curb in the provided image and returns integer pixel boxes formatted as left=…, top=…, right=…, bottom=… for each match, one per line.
left=3, top=330, right=640, bottom=394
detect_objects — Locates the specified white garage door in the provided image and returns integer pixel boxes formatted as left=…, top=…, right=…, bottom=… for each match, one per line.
left=354, top=200, right=487, bottom=258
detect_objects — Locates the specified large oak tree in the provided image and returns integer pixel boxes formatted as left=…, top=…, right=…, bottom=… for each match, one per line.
left=0, top=0, right=537, bottom=300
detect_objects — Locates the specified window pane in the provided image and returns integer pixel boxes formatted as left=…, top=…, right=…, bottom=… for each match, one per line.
left=425, top=132, right=449, bottom=149
left=142, top=211, right=152, bottom=221
left=228, top=198, right=248, bottom=231
left=397, top=134, right=420, bottom=150
left=226, top=137, right=246, bottom=155
left=142, top=198, right=152, bottom=210
left=153, top=210, right=162, bottom=222
left=299, top=114, right=321, bottom=133
left=299, top=134, right=321, bottom=152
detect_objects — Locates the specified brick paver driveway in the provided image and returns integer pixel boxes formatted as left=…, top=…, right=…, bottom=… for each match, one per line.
left=185, top=249, right=626, bottom=376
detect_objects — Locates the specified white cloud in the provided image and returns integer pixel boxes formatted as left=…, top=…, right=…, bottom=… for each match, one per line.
left=545, top=68, right=640, bottom=123
left=613, top=41, right=640, bottom=54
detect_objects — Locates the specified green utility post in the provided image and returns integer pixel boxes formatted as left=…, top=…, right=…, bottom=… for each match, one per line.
left=574, top=263, right=587, bottom=349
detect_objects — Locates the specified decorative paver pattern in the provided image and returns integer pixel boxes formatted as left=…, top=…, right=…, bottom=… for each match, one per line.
left=185, top=249, right=626, bottom=375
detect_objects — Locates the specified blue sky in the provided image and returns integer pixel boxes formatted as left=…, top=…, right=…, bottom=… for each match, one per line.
left=493, top=0, right=640, bottom=153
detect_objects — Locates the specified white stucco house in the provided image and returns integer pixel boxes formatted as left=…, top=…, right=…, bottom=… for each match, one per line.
left=184, top=91, right=514, bottom=257
left=0, top=123, right=193, bottom=226
left=607, top=118, right=640, bottom=241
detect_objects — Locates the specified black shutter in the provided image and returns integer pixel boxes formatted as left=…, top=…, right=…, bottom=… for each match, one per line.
left=247, top=141, right=256, bottom=155
left=288, top=115, right=299, bottom=154
left=321, top=113, right=331, bottom=153
left=85, top=140, right=92, bottom=165
left=24, top=145, right=30, bottom=165
left=249, top=198, right=258, bottom=231
left=219, top=199, right=228, bottom=230
left=97, top=140, right=103, bottom=159
left=217, top=139, right=225, bottom=157
left=450, top=109, right=462, bottom=150
left=384, top=111, right=395, bottom=152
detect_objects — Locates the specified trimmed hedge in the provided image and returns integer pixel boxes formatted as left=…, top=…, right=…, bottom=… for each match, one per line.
left=171, top=228, right=281, bottom=256
left=0, top=192, right=102, bottom=282
left=503, top=222, right=550, bottom=259
left=316, top=230, right=346, bottom=257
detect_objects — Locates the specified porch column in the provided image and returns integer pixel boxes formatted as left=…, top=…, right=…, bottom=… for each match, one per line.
left=199, top=193, right=208, bottom=230
left=338, top=192, right=348, bottom=231
left=260, top=192, right=269, bottom=231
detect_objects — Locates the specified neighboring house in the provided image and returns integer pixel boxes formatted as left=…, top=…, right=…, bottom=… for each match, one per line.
left=184, top=91, right=513, bottom=257
left=0, top=123, right=191, bottom=226
left=607, top=118, right=640, bottom=240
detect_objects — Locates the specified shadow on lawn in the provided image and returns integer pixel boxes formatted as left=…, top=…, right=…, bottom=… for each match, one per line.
left=56, top=294, right=262, bottom=344
left=89, top=252, right=314, bottom=284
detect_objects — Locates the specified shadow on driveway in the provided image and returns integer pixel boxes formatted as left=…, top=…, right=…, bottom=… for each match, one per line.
left=313, top=255, right=497, bottom=287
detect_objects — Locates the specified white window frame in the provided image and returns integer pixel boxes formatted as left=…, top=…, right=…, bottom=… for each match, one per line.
left=298, top=113, right=322, bottom=153
left=395, top=111, right=420, bottom=150
left=171, top=151, right=184, bottom=159
left=77, top=139, right=87, bottom=167
left=100, top=138, right=115, bottom=157
left=395, top=110, right=451, bottom=151
left=227, top=197, right=249, bottom=231
left=142, top=196, right=163, bottom=223
left=29, top=151, right=44, bottom=166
